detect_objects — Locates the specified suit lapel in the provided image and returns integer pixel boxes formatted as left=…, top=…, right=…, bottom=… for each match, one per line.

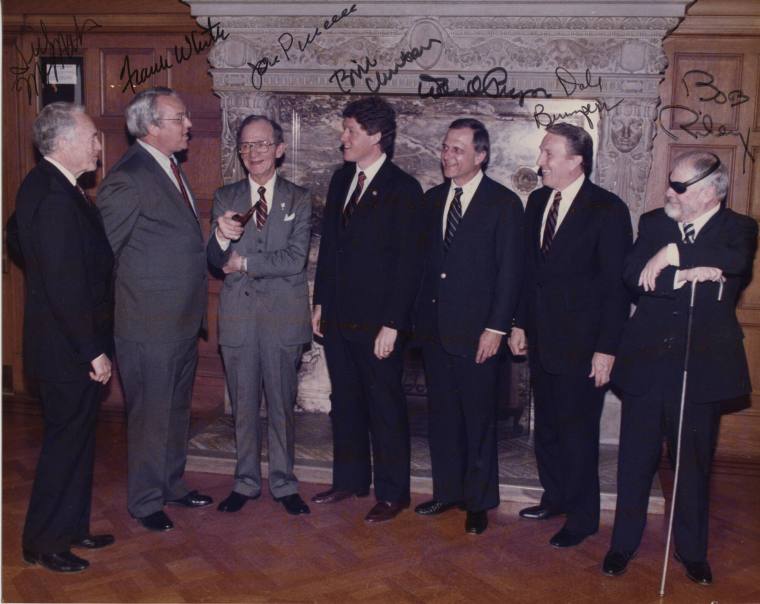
left=343, top=159, right=388, bottom=231
left=531, top=188, right=552, bottom=255
left=546, top=180, right=592, bottom=255
left=137, top=146, right=199, bottom=230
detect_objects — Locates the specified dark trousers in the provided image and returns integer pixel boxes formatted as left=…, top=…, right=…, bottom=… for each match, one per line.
left=115, top=336, right=198, bottom=517
left=422, top=340, right=499, bottom=511
left=611, top=369, right=721, bottom=562
left=323, top=327, right=410, bottom=503
left=531, top=362, right=604, bottom=535
left=22, top=377, right=101, bottom=553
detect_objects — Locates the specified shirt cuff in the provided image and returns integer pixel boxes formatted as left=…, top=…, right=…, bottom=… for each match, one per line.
left=673, top=270, right=687, bottom=290
left=666, top=243, right=679, bottom=267
left=215, top=229, right=231, bottom=251
left=485, top=328, right=506, bottom=336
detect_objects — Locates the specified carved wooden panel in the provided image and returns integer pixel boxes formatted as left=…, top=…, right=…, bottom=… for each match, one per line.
left=100, top=48, right=163, bottom=116
left=670, top=53, right=744, bottom=132
left=751, top=145, right=760, bottom=220
left=165, top=46, right=219, bottom=118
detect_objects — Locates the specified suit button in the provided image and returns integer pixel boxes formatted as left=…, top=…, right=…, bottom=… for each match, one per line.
left=440, top=273, right=447, bottom=279
left=244, top=291, right=250, bottom=296
left=672, top=311, right=679, bottom=316
left=432, top=298, right=436, bottom=303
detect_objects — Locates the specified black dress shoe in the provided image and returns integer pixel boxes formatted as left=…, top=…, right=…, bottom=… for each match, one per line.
left=519, top=504, right=563, bottom=520
left=465, top=510, right=488, bottom=534
left=23, top=549, right=89, bottom=572
left=71, top=534, right=115, bottom=549
left=602, top=550, right=635, bottom=576
left=365, top=500, right=409, bottom=523
left=137, top=510, right=174, bottom=532
left=550, top=527, right=591, bottom=548
left=217, top=491, right=260, bottom=513
left=414, top=500, right=465, bottom=516
left=167, top=490, right=213, bottom=508
left=674, top=553, right=712, bottom=585
left=311, top=487, right=370, bottom=504
left=277, top=493, right=311, bottom=515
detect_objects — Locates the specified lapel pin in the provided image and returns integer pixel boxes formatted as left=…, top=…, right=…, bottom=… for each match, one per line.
left=371, top=190, right=377, bottom=196
left=280, top=202, right=285, bottom=211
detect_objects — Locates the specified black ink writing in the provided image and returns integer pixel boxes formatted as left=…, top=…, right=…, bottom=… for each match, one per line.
left=121, top=18, right=228, bottom=93
left=533, top=99, right=624, bottom=130
left=248, top=4, right=357, bottom=90
left=417, top=67, right=551, bottom=106
left=681, top=70, right=750, bottom=107
left=10, top=16, right=101, bottom=104
left=554, top=67, right=602, bottom=96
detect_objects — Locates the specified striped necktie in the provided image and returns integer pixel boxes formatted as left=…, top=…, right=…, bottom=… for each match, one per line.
left=683, top=222, right=695, bottom=244
left=541, top=190, right=562, bottom=258
left=255, top=186, right=268, bottom=230
left=342, top=171, right=366, bottom=227
left=444, top=187, right=463, bottom=253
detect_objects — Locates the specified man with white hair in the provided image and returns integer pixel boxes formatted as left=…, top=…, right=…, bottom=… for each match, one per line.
left=11, top=102, right=115, bottom=572
left=603, top=151, right=758, bottom=584
left=98, top=87, right=211, bottom=532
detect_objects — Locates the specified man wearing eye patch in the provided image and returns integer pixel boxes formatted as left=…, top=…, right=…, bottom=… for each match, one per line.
left=603, top=151, right=758, bottom=584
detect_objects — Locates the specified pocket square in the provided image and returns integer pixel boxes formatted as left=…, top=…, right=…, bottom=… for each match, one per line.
left=284, top=212, right=296, bottom=222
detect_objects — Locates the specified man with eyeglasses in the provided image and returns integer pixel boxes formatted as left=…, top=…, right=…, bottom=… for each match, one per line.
left=207, top=115, right=312, bottom=516
left=603, top=150, right=758, bottom=584
left=98, top=87, right=212, bottom=533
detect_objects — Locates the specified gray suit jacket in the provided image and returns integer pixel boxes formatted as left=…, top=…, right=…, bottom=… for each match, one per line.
left=97, top=143, right=208, bottom=343
left=207, top=175, right=312, bottom=348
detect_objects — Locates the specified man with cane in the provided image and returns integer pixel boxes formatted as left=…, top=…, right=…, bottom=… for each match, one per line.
left=602, top=151, right=758, bottom=585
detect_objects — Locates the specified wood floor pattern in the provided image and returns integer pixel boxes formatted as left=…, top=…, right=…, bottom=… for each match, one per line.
left=3, top=410, right=760, bottom=604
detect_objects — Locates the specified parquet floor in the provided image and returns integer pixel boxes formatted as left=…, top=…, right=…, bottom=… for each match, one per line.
left=3, top=409, right=760, bottom=604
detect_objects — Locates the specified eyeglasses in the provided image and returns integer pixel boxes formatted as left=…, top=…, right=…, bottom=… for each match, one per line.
left=668, top=155, right=721, bottom=194
left=238, top=140, right=277, bottom=153
left=157, top=112, right=191, bottom=123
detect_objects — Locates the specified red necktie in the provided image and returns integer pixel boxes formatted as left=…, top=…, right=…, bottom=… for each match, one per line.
left=255, top=186, right=268, bottom=230
left=170, top=159, right=197, bottom=219
left=342, top=171, right=366, bottom=227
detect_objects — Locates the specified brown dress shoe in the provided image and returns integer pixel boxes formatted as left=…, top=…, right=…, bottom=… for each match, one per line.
left=311, top=487, right=369, bottom=504
left=365, top=500, right=408, bottom=523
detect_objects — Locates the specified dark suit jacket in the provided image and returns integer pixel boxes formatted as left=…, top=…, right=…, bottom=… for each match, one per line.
left=313, top=158, right=424, bottom=341
left=12, top=159, right=113, bottom=381
left=207, top=175, right=312, bottom=347
left=514, top=178, right=632, bottom=375
left=612, top=207, right=757, bottom=403
left=415, top=175, right=524, bottom=357
left=97, top=143, right=207, bottom=343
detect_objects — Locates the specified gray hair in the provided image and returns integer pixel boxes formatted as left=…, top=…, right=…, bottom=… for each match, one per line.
left=125, top=86, right=178, bottom=138
left=32, top=102, right=85, bottom=155
left=676, top=150, right=729, bottom=202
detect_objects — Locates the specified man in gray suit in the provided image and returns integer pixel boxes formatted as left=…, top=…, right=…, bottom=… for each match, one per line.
left=98, top=87, right=212, bottom=532
left=207, top=115, right=312, bottom=515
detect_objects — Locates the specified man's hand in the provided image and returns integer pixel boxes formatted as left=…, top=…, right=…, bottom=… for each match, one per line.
left=508, top=327, right=527, bottom=356
left=679, top=266, right=724, bottom=283
left=374, top=326, right=398, bottom=360
left=476, top=330, right=503, bottom=364
left=589, top=352, right=614, bottom=388
left=89, top=353, right=112, bottom=384
left=312, top=305, right=323, bottom=337
left=222, top=250, right=246, bottom=274
left=638, top=245, right=671, bottom=292
left=216, top=210, right=245, bottom=242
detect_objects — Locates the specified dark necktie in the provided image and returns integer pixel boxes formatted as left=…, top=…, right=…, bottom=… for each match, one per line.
left=170, top=159, right=197, bottom=219
left=77, top=185, right=93, bottom=205
left=255, top=186, right=268, bottom=230
left=342, top=171, right=366, bottom=227
left=444, top=187, right=463, bottom=253
left=541, top=190, right=562, bottom=258
left=683, top=222, right=695, bottom=244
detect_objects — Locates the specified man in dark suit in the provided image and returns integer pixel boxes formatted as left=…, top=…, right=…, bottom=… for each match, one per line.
left=509, top=122, right=632, bottom=547
left=11, top=102, right=115, bottom=572
left=602, top=151, right=758, bottom=584
left=98, top=87, right=212, bottom=532
left=311, top=96, right=424, bottom=522
left=207, top=115, right=312, bottom=516
left=414, top=118, right=524, bottom=534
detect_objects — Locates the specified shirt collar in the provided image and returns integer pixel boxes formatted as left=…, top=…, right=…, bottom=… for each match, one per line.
left=248, top=172, right=277, bottom=205
left=681, top=203, right=721, bottom=238
left=356, top=153, right=386, bottom=185
left=449, top=170, right=484, bottom=201
left=554, top=172, right=585, bottom=203
left=138, top=139, right=175, bottom=170
left=43, top=156, right=78, bottom=187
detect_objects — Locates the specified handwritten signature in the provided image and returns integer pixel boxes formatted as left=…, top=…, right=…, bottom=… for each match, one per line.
left=658, top=69, right=754, bottom=173
left=533, top=99, right=623, bottom=129
left=10, top=16, right=101, bottom=104
left=120, top=18, right=229, bottom=93
left=249, top=4, right=357, bottom=90
left=417, top=67, right=551, bottom=106
left=331, top=38, right=442, bottom=94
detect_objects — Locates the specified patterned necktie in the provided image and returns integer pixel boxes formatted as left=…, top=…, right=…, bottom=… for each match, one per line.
left=170, top=159, right=197, bottom=219
left=541, top=190, right=562, bottom=258
left=444, top=187, right=463, bottom=253
left=255, top=186, right=268, bottom=230
left=683, top=222, right=695, bottom=244
left=342, top=171, right=366, bottom=227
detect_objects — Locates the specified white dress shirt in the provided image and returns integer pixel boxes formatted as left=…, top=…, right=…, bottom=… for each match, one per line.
left=44, top=156, right=78, bottom=186
left=343, top=153, right=386, bottom=209
left=440, top=170, right=484, bottom=237
left=539, top=173, right=585, bottom=246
